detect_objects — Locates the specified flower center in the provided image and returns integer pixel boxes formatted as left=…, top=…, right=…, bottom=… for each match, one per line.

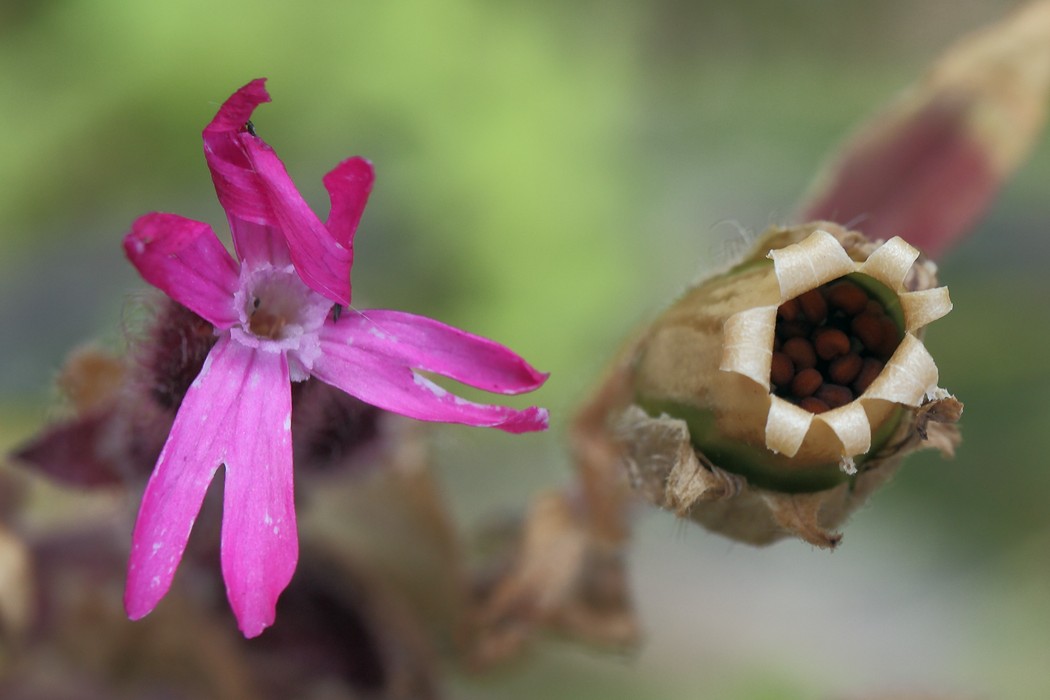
left=231, top=263, right=333, bottom=381
left=243, top=269, right=321, bottom=342
left=770, top=276, right=902, bottom=414
left=249, top=296, right=290, bottom=340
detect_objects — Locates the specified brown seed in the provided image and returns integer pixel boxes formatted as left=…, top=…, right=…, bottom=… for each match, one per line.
left=826, top=281, right=868, bottom=315
left=828, top=352, right=863, bottom=385
left=798, top=289, right=828, bottom=324
left=778, top=320, right=811, bottom=339
left=770, top=351, right=794, bottom=387
left=815, top=383, right=854, bottom=409
left=777, top=298, right=800, bottom=322
left=799, top=396, right=830, bottom=414
left=791, top=368, right=822, bottom=397
left=865, top=299, right=884, bottom=316
left=782, top=337, right=817, bottom=370
left=874, top=317, right=901, bottom=359
left=852, top=357, right=883, bottom=395
left=851, top=312, right=884, bottom=350
left=813, top=328, right=851, bottom=360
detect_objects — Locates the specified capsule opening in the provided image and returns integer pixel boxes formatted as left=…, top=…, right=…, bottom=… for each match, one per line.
left=770, top=275, right=903, bottom=413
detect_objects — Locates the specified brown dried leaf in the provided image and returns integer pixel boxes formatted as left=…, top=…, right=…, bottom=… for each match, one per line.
left=468, top=491, right=638, bottom=668
left=605, top=343, right=962, bottom=548
left=249, top=543, right=443, bottom=700
left=55, top=346, right=125, bottom=414
left=301, top=418, right=467, bottom=647
left=3, top=525, right=258, bottom=700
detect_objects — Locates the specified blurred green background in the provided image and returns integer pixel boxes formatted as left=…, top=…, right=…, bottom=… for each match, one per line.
left=2, top=0, right=1050, bottom=698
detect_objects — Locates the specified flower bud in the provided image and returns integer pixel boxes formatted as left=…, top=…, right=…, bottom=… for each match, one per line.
left=615, top=222, right=962, bottom=547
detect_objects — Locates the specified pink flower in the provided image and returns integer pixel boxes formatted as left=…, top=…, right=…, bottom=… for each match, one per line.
left=123, top=79, right=549, bottom=637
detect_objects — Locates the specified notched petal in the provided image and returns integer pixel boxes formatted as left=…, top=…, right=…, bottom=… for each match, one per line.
left=312, top=334, right=549, bottom=434
left=326, top=310, right=550, bottom=395
left=219, top=349, right=297, bottom=638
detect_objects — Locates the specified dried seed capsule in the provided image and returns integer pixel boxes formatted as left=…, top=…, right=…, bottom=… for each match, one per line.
left=828, top=353, right=863, bottom=385
left=791, top=368, right=823, bottom=398
left=852, top=357, right=884, bottom=395
left=770, top=351, right=794, bottom=387
left=798, top=288, right=828, bottom=324
left=851, top=312, right=884, bottom=350
left=621, top=223, right=959, bottom=550
left=798, top=396, right=830, bottom=414
left=782, top=337, right=817, bottom=370
left=826, top=281, right=868, bottom=315
left=814, top=328, right=851, bottom=360
left=815, top=382, right=853, bottom=409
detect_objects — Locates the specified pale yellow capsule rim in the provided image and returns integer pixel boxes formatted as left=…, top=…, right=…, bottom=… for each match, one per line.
left=721, top=230, right=952, bottom=465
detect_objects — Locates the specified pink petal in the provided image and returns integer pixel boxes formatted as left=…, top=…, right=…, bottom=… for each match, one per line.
left=124, top=336, right=297, bottom=637
left=324, top=156, right=374, bottom=250
left=204, top=78, right=270, bottom=135
left=124, top=213, right=239, bottom=328
left=230, top=218, right=292, bottom=271
left=312, top=320, right=549, bottom=434
left=198, top=80, right=353, bottom=304
left=124, top=336, right=235, bottom=621
left=203, top=79, right=273, bottom=226
left=243, top=137, right=353, bottom=305
left=218, top=345, right=297, bottom=639
left=321, top=310, right=548, bottom=394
